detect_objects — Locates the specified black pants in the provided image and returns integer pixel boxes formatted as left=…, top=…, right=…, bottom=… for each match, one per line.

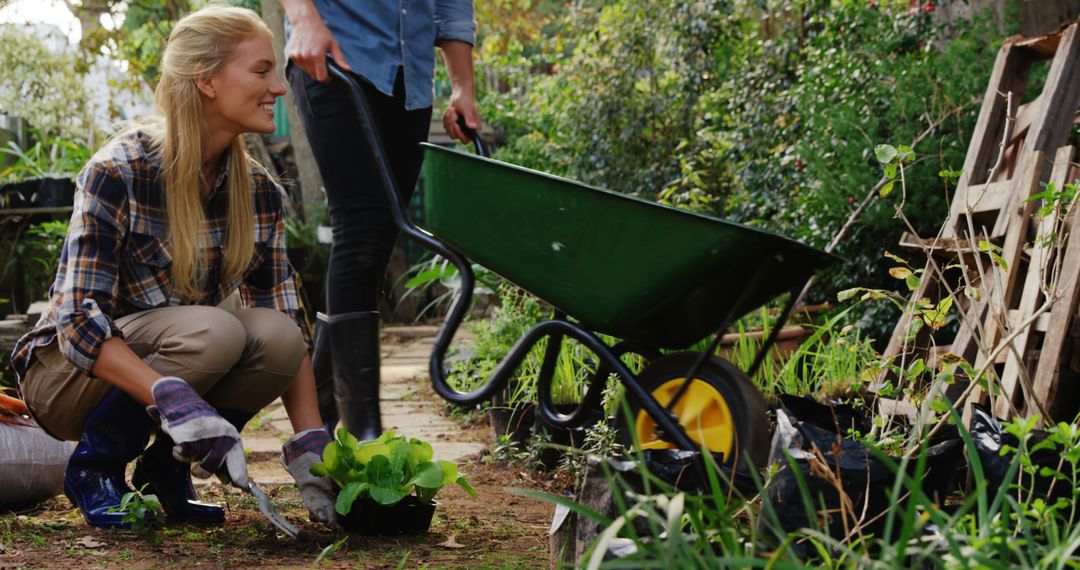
left=288, top=65, right=432, bottom=314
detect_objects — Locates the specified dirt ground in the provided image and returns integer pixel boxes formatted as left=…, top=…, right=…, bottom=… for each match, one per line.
left=0, top=328, right=563, bottom=569
left=1, top=429, right=557, bottom=569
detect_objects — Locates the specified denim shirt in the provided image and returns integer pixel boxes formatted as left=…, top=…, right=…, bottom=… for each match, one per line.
left=287, top=0, right=476, bottom=111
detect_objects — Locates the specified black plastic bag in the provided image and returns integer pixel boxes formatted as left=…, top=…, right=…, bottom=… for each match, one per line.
left=970, top=404, right=1074, bottom=502
left=607, top=449, right=758, bottom=496
left=760, top=407, right=962, bottom=549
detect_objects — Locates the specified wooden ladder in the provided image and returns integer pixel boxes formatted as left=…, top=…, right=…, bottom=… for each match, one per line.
left=879, top=22, right=1080, bottom=423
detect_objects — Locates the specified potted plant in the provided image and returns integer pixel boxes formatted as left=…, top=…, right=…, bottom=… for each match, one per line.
left=310, top=429, right=476, bottom=535
left=0, top=130, right=88, bottom=208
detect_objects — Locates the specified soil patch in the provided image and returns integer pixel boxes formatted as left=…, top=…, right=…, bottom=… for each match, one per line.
left=1, top=453, right=553, bottom=569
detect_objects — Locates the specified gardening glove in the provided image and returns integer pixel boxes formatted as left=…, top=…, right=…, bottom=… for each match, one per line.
left=148, top=377, right=250, bottom=489
left=282, top=428, right=339, bottom=528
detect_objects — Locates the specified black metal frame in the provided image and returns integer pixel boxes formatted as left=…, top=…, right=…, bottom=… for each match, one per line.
left=327, top=59, right=802, bottom=452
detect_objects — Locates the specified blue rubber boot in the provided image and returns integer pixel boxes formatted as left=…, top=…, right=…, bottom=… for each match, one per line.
left=132, top=432, right=225, bottom=524
left=63, top=389, right=153, bottom=528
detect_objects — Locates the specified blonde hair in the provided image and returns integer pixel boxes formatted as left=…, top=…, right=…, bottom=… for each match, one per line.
left=149, top=5, right=270, bottom=301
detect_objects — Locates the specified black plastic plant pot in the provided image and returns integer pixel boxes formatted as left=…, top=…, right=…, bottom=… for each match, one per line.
left=34, top=177, right=75, bottom=207
left=0, top=179, right=39, bottom=208
left=532, top=403, right=592, bottom=471
left=340, top=496, right=436, bottom=535
left=488, top=402, right=535, bottom=445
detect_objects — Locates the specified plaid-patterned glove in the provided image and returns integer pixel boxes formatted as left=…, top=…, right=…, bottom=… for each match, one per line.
left=148, top=377, right=250, bottom=489
left=282, top=428, right=338, bottom=527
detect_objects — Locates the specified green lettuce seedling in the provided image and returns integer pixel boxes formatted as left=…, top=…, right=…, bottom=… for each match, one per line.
left=310, top=429, right=477, bottom=515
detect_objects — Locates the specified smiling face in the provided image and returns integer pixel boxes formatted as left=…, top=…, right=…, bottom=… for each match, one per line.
left=198, top=33, right=285, bottom=138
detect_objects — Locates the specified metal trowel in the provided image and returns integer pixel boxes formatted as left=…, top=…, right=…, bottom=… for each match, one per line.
left=247, top=481, right=300, bottom=539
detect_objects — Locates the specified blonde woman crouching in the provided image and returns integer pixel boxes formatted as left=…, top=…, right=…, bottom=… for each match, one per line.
left=10, top=6, right=335, bottom=529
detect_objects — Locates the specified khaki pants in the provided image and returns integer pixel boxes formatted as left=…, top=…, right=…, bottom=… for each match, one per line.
left=20, top=306, right=306, bottom=441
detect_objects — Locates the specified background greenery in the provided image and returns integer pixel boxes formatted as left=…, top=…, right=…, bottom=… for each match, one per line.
left=476, top=0, right=1007, bottom=343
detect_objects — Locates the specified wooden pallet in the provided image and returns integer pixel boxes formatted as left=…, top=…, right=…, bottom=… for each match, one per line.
left=879, top=22, right=1080, bottom=423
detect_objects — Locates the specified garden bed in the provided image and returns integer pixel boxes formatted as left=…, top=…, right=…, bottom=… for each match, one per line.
left=0, top=450, right=552, bottom=569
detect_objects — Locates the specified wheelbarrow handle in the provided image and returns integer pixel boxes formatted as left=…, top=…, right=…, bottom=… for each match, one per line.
left=454, top=115, right=489, bottom=158
left=325, top=56, right=504, bottom=406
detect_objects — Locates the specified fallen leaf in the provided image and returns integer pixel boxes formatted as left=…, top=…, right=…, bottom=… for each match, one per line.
left=438, top=535, right=466, bottom=549
left=75, top=535, right=106, bottom=548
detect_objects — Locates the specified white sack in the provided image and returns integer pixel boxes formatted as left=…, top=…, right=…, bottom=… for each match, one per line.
left=0, top=423, right=74, bottom=508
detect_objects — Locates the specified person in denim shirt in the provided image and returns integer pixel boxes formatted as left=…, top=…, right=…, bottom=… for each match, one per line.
left=280, top=0, right=482, bottom=441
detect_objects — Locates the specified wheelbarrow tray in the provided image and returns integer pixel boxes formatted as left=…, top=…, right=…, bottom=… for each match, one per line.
left=421, top=144, right=835, bottom=350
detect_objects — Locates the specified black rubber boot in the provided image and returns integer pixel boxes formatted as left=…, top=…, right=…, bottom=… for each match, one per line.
left=217, top=409, right=256, bottom=433
left=132, top=432, right=225, bottom=524
left=327, top=311, right=382, bottom=441
left=64, top=389, right=153, bottom=528
left=312, top=313, right=338, bottom=435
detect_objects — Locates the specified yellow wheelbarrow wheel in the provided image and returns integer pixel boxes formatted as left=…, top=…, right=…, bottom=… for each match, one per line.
left=617, top=353, right=770, bottom=468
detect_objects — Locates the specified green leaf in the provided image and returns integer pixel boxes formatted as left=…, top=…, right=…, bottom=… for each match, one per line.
left=884, top=163, right=897, bottom=179
left=336, top=428, right=359, bottom=450
left=456, top=476, right=477, bottom=498
left=905, top=317, right=924, bottom=338
left=335, top=481, right=366, bottom=515
left=437, top=460, right=459, bottom=486
left=355, top=442, right=391, bottom=465
left=322, top=442, right=341, bottom=471
left=883, top=251, right=908, bottom=265
left=907, top=358, right=926, bottom=379
left=888, top=266, right=912, bottom=279
left=905, top=274, right=921, bottom=292
left=897, top=145, right=915, bottom=162
left=405, top=265, right=456, bottom=289
left=875, top=144, right=898, bottom=164
left=390, top=439, right=410, bottom=472
left=837, top=288, right=859, bottom=302
left=407, top=439, right=434, bottom=467
left=410, top=462, right=446, bottom=489
left=879, top=180, right=895, bottom=198
left=309, top=461, right=331, bottom=478
left=369, top=485, right=408, bottom=506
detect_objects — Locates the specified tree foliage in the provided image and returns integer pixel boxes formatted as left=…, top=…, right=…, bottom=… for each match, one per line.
left=481, top=1, right=1005, bottom=337
left=70, top=0, right=260, bottom=91
left=0, top=24, right=90, bottom=140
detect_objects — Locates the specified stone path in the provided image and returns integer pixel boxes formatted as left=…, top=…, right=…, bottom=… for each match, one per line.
left=240, top=325, right=485, bottom=485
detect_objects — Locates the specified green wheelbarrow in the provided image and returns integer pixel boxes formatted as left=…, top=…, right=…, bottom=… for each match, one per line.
left=327, top=60, right=836, bottom=468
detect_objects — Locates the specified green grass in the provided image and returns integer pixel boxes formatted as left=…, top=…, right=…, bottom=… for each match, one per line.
left=524, top=405, right=1080, bottom=568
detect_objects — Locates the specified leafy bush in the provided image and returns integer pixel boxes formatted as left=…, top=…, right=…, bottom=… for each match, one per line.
left=2, top=219, right=69, bottom=311
left=0, top=25, right=91, bottom=142
left=0, top=130, right=91, bottom=181
left=482, top=1, right=1006, bottom=342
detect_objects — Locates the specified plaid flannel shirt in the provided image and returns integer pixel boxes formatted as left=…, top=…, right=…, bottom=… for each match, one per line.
left=10, top=130, right=311, bottom=380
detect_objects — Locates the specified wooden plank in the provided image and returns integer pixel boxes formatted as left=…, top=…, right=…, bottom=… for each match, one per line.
left=955, top=23, right=1080, bottom=399
left=1008, top=96, right=1040, bottom=147
left=1006, top=309, right=1053, bottom=332
left=1017, top=29, right=1063, bottom=57
left=961, top=179, right=1013, bottom=214
left=993, top=24, right=1080, bottom=240
left=962, top=151, right=1046, bottom=419
left=879, top=42, right=1030, bottom=371
left=994, top=148, right=1066, bottom=417
left=1031, top=146, right=1080, bottom=421
left=998, top=152, right=1049, bottom=307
